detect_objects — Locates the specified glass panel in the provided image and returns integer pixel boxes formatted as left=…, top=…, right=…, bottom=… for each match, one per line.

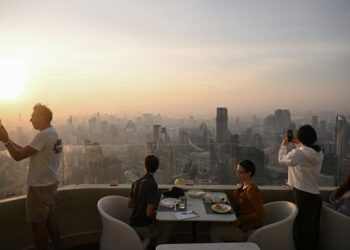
left=1, top=117, right=349, bottom=201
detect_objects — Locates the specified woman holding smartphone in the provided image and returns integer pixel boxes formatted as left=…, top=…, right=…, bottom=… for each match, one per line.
left=279, top=125, right=323, bottom=250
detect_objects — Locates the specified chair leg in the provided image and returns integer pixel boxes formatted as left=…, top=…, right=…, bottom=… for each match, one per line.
left=142, top=237, right=151, bottom=250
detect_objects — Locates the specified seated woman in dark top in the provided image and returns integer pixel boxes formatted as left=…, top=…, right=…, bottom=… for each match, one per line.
left=210, top=159, right=265, bottom=242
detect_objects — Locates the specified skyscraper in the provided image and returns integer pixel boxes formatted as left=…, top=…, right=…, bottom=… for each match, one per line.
left=153, top=124, right=161, bottom=143
left=312, top=116, right=318, bottom=130
left=216, top=107, right=228, bottom=143
left=274, top=109, right=291, bottom=131
left=335, top=115, right=350, bottom=183
left=335, top=115, right=348, bottom=157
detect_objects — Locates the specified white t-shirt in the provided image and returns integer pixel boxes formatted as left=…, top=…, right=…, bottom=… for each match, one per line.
left=279, top=145, right=324, bottom=194
left=27, top=126, right=62, bottom=186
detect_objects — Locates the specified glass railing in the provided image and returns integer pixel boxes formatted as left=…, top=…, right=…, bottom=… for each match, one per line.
left=0, top=141, right=346, bottom=200
left=0, top=150, right=28, bottom=198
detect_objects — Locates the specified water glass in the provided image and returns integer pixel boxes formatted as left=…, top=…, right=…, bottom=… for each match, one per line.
left=179, top=196, right=186, bottom=209
left=204, top=192, right=212, bottom=203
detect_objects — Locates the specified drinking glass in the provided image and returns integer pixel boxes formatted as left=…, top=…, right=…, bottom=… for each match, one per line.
left=204, top=192, right=212, bottom=203
left=179, top=196, right=186, bottom=209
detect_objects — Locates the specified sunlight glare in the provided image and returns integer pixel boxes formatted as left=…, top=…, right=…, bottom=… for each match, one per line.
left=0, top=58, right=29, bottom=100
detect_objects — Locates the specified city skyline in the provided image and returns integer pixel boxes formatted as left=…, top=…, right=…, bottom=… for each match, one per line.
left=0, top=106, right=348, bottom=130
left=1, top=1, right=350, bottom=119
left=1, top=105, right=348, bottom=199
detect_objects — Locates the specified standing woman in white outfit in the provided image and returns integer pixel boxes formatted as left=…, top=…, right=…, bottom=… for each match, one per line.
left=279, top=125, right=324, bottom=250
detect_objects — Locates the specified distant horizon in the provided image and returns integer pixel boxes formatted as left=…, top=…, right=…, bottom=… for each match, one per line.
left=1, top=105, right=348, bottom=127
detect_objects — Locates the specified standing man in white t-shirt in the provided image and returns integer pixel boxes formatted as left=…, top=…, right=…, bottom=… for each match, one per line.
left=0, top=103, right=62, bottom=250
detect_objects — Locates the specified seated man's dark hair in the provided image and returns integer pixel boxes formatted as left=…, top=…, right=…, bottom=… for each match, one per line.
left=145, top=155, right=159, bottom=173
left=33, top=103, right=53, bottom=123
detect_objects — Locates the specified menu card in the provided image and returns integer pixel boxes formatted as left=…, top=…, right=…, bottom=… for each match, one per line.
left=174, top=210, right=199, bottom=220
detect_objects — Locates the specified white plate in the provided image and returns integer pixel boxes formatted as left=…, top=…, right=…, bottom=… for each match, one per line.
left=160, top=198, right=179, bottom=208
left=188, top=189, right=205, bottom=198
left=211, top=203, right=232, bottom=214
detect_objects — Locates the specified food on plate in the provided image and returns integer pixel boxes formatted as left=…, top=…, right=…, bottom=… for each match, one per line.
left=213, top=204, right=223, bottom=210
left=211, top=203, right=232, bottom=213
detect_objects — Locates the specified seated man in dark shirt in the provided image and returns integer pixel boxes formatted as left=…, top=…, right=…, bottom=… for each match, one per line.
left=129, top=155, right=159, bottom=227
left=128, top=155, right=175, bottom=245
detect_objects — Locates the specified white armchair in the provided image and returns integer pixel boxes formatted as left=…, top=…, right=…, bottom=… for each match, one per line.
left=319, top=202, right=350, bottom=250
left=97, top=195, right=146, bottom=250
left=247, top=201, right=298, bottom=250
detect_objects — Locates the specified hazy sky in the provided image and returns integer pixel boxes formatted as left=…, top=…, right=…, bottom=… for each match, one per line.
left=0, top=0, right=349, bottom=121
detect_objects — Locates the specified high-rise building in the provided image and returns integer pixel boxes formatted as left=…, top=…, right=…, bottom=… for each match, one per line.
left=320, top=120, right=326, bottom=131
left=335, top=115, right=350, bottom=182
left=312, top=116, right=318, bottom=130
left=335, top=115, right=348, bottom=157
left=216, top=107, right=228, bottom=143
left=178, top=129, right=188, bottom=145
left=153, top=124, right=161, bottom=143
left=263, top=114, right=275, bottom=131
left=198, top=123, right=208, bottom=145
left=274, top=109, right=291, bottom=131
left=67, top=115, right=73, bottom=130
left=161, top=127, right=169, bottom=144
left=88, top=117, right=97, bottom=132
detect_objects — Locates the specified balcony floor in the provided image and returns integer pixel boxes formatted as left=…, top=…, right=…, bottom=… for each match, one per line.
left=67, top=242, right=99, bottom=250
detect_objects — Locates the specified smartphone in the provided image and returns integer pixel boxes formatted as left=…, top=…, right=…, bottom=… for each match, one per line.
left=287, top=130, right=293, bottom=142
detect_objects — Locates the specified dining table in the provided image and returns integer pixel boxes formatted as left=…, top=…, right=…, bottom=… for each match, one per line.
left=156, top=191, right=237, bottom=242
left=156, top=242, right=260, bottom=250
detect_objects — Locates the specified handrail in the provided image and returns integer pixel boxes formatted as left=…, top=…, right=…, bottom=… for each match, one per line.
left=0, top=185, right=335, bottom=249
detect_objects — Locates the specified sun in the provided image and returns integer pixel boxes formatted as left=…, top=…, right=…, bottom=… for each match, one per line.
left=0, top=58, right=29, bottom=100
